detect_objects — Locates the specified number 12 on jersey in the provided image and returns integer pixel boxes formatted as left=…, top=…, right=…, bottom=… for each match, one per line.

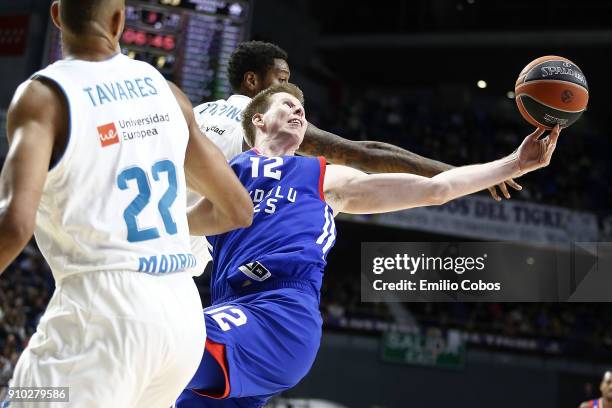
left=250, top=156, right=283, bottom=180
left=205, top=305, right=248, bottom=332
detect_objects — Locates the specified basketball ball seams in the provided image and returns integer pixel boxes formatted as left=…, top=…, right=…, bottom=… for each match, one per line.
left=515, top=81, right=589, bottom=112
left=516, top=96, right=542, bottom=128
left=516, top=79, right=589, bottom=94
left=516, top=93, right=584, bottom=114
left=519, top=95, right=583, bottom=128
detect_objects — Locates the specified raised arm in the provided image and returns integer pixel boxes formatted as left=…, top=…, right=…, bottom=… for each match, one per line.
left=299, top=122, right=450, bottom=176
left=169, top=82, right=252, bottom=235
left=324, top=127, right=559, bottom=215
left=0, top=79, right=65, bottom=273
left=299, top=122, right=521, bottom=201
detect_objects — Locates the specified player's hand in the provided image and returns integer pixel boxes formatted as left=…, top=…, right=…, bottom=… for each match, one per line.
left=488, top=178, right=522, bottom=201
left=515, top=125, right=561, bottom=176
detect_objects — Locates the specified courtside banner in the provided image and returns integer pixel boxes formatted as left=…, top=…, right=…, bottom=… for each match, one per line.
left=361, top=242, right=612, bottom=302
left=341, top=196, right=598, bottom=244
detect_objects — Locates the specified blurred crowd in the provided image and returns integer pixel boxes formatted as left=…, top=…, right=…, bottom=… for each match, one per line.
left=0, top=243, right=53, bottom=386
left=320, top=273, right=612, bottom=359
left=312, top=88, right=610, bottom=212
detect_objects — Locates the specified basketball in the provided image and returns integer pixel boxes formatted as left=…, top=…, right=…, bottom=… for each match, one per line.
left=515, top=56, right=589, bottom=129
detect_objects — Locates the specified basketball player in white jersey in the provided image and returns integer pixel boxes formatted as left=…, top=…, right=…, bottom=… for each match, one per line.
left=0, top=0, right=252, bottom=406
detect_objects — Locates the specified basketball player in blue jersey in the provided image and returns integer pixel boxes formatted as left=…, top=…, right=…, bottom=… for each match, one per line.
left=176, top=83, right=561, bottom=407
left=0, top=0, right=251, bottom=406
left=580, top=371, right=612, bottom=408
left=188, top=41, right=520, bottom=272
left=194, top=40, right=520, bottom=201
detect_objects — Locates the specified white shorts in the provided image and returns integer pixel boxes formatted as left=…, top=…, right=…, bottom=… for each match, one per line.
left=189, top=235, right=212, bottom=277
left=8, top=270, right=206, bottom=408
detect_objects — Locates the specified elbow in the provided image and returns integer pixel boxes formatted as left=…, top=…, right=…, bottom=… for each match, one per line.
left=230, top=199, right=253, bottom=229
left=1, top=212, right=35, bottom=248
left=235, top=209, right=253, bottom=229
left=428, top=180, right=452, bottom=206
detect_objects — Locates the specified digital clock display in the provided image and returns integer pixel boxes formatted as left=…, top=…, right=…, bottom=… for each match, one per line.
left=156, top=0, right=248, bottom=18
left=122, top=30, right=177, bottom=51
left=43, top=0, right=251, bottom=103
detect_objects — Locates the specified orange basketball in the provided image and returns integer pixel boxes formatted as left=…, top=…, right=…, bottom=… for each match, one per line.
left=515, top=56, right=588, bottom=129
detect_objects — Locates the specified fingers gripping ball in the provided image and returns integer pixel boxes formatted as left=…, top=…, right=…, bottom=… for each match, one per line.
left=515, top=56, right=588, bottom=129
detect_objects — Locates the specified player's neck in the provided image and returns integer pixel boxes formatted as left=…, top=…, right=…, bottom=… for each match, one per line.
left=603, top=398, right=612, bottom=408
left=256, top=139, right=296, bottom=157
left=61, top=32, right=120, bottom=62
left=237, top=85, right=260, bottom=98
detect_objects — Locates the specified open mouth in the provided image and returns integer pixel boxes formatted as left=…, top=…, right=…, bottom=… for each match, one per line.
left=288, top=118, right=302, bottom=126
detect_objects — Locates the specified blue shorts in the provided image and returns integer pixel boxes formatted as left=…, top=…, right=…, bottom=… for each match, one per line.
left=176, top=286, right=322, bottom=408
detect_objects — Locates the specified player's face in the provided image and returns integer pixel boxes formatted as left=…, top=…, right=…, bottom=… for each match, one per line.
left=260, top=59, right=290, bottom=91
left=261, top=92, right=306, bottom=148
left=602, top=371, right=612, bottom=401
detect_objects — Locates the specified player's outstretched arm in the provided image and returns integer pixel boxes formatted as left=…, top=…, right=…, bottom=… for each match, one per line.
left=324, top=127, right=559, bottom=215
left=168, top=82, right=252, bottom=235
left=0, top=79, right=63, bottom=274
left=299, top=122, right=450, bottom=175
left=299, top=122, right=521, bottom=201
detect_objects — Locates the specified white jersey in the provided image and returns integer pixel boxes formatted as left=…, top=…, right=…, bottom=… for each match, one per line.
left=32, top=54, right=194, bottom=281
left=193, top=94, right=250, bottom=162
left=189, top=94, right=251, bottom=273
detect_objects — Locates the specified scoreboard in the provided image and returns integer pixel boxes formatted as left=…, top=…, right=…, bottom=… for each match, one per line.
left=44, top=0, right=252, bottom=104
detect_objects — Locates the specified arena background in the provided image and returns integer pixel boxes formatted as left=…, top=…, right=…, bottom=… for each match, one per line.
left=0, top=0, right=611, bottom=407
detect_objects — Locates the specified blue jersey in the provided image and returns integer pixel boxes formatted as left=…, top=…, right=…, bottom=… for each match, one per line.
left=207, top=149, right=335, bottom=304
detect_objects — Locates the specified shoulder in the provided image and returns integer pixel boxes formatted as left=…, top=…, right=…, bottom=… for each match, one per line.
left=578, top=401, right=591, bottom=408
left=8, top=78, right=67, bottom=131
left=229, top=150, right=253, bottom=165
left=166, top=81, right=195, bottom=122
left=123, top=54, right=160, bottom=72
left=193, top=98, right=229, bottom=127
left=11, top=78, right=64, bottom=109
left=322, top=164, right=367, bottom=214
left=324, top=164, right=365, bottom=186
left=227, top=94, right=251, bottom=109
left=194, top=98, right=226, bottom=113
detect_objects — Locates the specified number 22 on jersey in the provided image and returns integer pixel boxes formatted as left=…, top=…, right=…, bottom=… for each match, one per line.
left=117, top=159, right=178, bottom=242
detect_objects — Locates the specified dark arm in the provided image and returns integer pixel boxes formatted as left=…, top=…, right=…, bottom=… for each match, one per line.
left=0, top=79, right=65, bottom=274
left=169, top=82, right=253, bottom=233
left=298, top=122, right=522, bottom=201
left=298, top=122, right=452, bottom=177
